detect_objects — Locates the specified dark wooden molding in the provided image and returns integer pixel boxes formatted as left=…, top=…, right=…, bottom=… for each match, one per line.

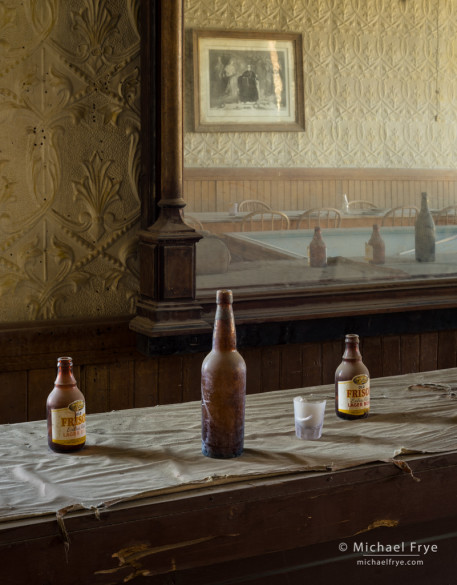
left=131, top=0, right=207, bottom=337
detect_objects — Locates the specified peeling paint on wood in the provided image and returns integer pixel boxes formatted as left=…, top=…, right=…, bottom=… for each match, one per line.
left=95, top=536, right=216, bottom=578
left=355, top=519, right=399, bottom=535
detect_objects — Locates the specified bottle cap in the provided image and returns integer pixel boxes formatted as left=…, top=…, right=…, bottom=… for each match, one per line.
left=345, top=334, right=359, bottom=343
left=216, top=289, right=233, bottom=304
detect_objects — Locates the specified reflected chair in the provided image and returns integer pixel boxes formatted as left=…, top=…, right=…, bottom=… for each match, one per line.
left=435, top=206, right=457, bottom=225
left=238, top=199, right=272, bottom=212
left=241, top=210, right=290, bottom=231
left=347, top=200, right=378, bottom=210
left=296, top=208, right=342, bottom=229
left=381, top=206, right=419, bottom=226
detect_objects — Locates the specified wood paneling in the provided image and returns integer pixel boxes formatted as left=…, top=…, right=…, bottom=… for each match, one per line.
left=400, top=334, right=421, bottom=374
left=0, top=371, right=27, bottom=424
left=134, top=358, right=159, bottom=408
left=242, top=347, right=262, bottom=395
left=84, top=365, right=110, bottom=414
left=182, top=352, right=205, bottom=402
left=1, top=318, right=457, bottom=424
left=301, top=342, right=322, bottom=388
left=27, top=368, right=55, bottom=421
left=109, top=361, right=135, bottom=411
left=381, top=335, right=402, bottom=377
left=280, top=344, right=303, bottom=390
left=419, top=332, right=439, bottom=372
left=437, top=330, right=457, bottom=369
left=158, top=355, right=183, bottom=404
left=321, top=340, right=342, bottom=385
left=261, top=346, right=281, bottom=392
left=184, top=168, right=457, bottom=213
left=361, top=336, right=383, bottom=379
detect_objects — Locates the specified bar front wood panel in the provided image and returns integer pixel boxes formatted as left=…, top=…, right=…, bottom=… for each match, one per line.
left=184, top=168, right=457, bottom=213
left=1, top=452, right=456, bottom=585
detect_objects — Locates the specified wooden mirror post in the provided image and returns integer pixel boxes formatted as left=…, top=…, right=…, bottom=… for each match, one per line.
left=130, top=0, right=209, bottom=338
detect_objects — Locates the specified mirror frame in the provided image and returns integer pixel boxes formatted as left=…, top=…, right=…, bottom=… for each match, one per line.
left=132, top=0, right=457, bottom=344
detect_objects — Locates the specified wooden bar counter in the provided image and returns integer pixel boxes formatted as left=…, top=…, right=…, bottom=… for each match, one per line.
left=1, top=369, right=457, bottom=584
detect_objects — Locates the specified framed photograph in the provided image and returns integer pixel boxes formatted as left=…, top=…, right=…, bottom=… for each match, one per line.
left=192, top=29, right=305, bottom=132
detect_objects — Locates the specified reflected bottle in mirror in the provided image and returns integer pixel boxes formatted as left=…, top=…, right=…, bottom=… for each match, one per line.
left=365, top=224, right=385, bottom=264
left=308, top=226, right=327, bottom=267
left=415, top=192, right=435, bottom=262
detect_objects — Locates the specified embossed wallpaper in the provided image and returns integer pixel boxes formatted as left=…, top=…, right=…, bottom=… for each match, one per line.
left=184, top=0, right=457, bottom=169
left=0, top=0, right=141, bottom=322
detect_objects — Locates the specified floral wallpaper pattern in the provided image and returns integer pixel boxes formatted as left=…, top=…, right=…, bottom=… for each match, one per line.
left=0, top=0, right=141, bottom=322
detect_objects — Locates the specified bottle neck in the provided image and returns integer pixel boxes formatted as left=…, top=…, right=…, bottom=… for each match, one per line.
left=55, top=362, right=77, bottom=385
left=213, top=303, right=237, bottom=351
left=420, top=193, right=429, bottom=211
left=343, top=341, right=362, bottom=361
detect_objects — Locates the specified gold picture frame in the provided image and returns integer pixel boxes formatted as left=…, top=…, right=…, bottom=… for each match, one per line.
left=192, top=29, right=305, bottom=132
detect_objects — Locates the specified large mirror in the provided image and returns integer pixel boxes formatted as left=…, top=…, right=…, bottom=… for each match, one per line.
left=181, top=1, right=457, bottom=299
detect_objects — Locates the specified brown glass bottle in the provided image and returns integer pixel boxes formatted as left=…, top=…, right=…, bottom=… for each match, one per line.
left=46, top=357, right=86, bottom=453
left=335, top=334, right=370, bottom=420
left=365, top=224, right=385, bottom=264
left=415, top=192, right=435, bottom=262
left=308, top=226, right=327, bottom=267
left=201, top=289, right=246, bottom=459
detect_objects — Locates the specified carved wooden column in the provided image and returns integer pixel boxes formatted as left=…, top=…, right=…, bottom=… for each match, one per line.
left=130, top=0, right=209, bottom=337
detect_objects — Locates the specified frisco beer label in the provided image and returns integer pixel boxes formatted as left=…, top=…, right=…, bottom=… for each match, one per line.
left=51, top=400, right=86, bottom=445
left=338, top=374, right=370, bottom=415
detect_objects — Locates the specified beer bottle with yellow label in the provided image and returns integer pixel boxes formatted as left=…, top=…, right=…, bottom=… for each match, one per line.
left=335, top=334, right=370, bottom=420
left=47, top=356, right=86, bottom=452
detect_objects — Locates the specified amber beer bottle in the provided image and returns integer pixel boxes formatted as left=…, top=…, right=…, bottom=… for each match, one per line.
left=365, top=224, right=385, bottom=265
left=335, top=334, right=370, bottom=420
left=415, top=192, right=435, bottom=262
left=201, top=289, right=246, bottom=458
left=46, top=357, right=86, bottom=452
left=308, top=226, right=327, bottom=267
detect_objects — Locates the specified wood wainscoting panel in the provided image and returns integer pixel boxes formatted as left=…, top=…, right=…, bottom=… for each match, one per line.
left=134, top=358, right=159, bottom=408
left=1, top=317, right=457, bottom=423
left=280, top=344, right=303, bottom=391
left=380, top=335, right=402, bottom=377
left=182, top=352, right=205, bottom=402
left=437, top=330, right=457, bottom=369
left=0, top=371, right=27, bottom=424
left=301, top=342, right=323, bottom=388
left=27, top=368, right=57, bottom=422
left=83, top=364, right=110, bottom=415
left=184, top=168, right=457, bottom=214
left=109, top=361, right=135, bottom=411
left=419, top=332, right=439, bottom=373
